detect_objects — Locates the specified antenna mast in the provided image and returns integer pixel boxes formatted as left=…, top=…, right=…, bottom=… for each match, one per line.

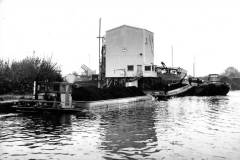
left=98, top=18, right=101, bottom=76
left=193, top=56, right=196, bottom=77
left=171, top=45, right=173, bottom=67
left=97, top=18, right=104, bottom=88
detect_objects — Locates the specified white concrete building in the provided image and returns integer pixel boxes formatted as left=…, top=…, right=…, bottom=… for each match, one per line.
left=105, top=25, right=156, bottom=78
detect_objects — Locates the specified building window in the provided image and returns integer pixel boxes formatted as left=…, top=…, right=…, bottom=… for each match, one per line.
left=127, top=65, right=134, bottom=71
left=122, top=48, right=127, bottom=52
left=145, top=66, right=151, bottom=71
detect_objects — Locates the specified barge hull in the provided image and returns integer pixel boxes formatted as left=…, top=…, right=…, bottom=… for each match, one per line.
left=13, top=96, right=153, bottom=113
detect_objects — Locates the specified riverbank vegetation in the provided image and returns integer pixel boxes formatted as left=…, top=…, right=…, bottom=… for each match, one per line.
left=220, top=67, right=240, bottom=90
left=0, top=56, right=62, bottom=95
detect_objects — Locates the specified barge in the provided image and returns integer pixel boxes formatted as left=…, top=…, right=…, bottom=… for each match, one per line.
left=12, top=81, right=153, bottom=113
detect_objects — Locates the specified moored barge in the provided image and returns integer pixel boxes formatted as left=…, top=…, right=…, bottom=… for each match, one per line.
left=13, top=81, right=153, bottom=113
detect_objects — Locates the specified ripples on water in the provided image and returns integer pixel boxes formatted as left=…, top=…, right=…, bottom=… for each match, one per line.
left=1, top=91, right=240, bottom=160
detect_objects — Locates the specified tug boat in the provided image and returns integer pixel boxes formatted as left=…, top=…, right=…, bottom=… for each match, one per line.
left=190, top=74, right=230, bottom=96
left=155, top=74, right=230, bottom=100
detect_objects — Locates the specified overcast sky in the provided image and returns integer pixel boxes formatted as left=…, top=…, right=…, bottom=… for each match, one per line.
left=0, top=0, right=240, bottom=76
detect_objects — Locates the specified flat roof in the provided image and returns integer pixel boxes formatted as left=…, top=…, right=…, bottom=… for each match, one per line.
left=106, top=25, right=153, bottom=34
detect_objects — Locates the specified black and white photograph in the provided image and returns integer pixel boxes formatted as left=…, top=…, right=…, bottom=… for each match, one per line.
left=1, top=0, right=240, bottom=159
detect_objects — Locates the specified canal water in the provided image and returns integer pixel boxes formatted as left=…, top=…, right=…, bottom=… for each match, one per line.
left=1, top=91, right=240, bottom=160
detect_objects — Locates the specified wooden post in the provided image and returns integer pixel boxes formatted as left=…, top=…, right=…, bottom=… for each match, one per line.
left=33, top=81, right=38, bottom=100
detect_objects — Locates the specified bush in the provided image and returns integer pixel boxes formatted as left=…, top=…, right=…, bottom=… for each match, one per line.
left=0, top=56, right=62, bottom=94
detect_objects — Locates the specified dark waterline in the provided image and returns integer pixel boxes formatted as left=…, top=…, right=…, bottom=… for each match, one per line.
left=1, top=91, right=240, bottom=160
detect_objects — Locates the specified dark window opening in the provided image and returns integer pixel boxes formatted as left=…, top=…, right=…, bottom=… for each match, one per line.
left=145, top=66, right=151, bottom=71
left=127, top=65, right=134, bottom=71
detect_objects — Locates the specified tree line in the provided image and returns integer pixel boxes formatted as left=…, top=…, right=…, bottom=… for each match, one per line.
left=220, top=67, right=240, bottom=90
left=221, top=67, right=240, bottom=78
left=0, top=56, right=62, bottom=95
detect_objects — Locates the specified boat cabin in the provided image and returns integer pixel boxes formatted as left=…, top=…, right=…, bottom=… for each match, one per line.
left=208, top=74, right=221, bottom=83
left=33, top=81, right=73, bottom=108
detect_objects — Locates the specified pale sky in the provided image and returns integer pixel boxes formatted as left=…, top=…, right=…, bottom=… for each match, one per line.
left=0, top=0, right=240, bottom=76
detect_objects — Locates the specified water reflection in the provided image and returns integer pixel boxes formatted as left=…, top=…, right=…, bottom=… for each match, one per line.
left=23, top=113, right=72, bottom=132
left=1, top=92, right=240, bottom=160
left=99, top=105, right=158, bottom=159
left=0, top=113, right=75, bottom=160
left=153, top=95, right=240, bottom=159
